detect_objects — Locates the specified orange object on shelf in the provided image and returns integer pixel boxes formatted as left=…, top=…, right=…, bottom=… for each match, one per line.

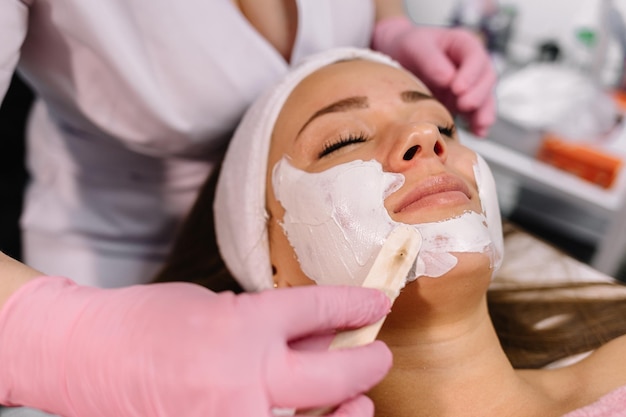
left=612, top=90, right=626, bottom=112
left=536, top=133, right=623, bottom=189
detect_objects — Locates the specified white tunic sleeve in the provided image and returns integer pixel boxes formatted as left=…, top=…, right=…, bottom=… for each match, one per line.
left=0, top=0, right=29, bottom=102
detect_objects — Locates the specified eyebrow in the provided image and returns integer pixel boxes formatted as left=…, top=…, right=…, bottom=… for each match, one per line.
left=400, top=90, right=434, bottom=102
left=296, top=90, right=435, bottom=138
left=297, top=96, right=369, bottom=137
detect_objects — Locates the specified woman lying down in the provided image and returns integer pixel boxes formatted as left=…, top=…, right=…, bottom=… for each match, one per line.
left=156, top=48, right=626, bottom=416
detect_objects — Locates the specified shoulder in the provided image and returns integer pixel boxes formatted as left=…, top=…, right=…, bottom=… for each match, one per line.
left=564, top=334, right=626, bottom=402
left=522, top=335, right=626, bottom=409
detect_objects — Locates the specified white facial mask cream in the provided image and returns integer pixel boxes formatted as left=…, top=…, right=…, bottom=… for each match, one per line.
left=272, top=157, right=503, bottom=287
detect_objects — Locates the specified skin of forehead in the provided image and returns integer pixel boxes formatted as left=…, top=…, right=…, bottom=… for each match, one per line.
left=269, top=59, right=432, bottom=168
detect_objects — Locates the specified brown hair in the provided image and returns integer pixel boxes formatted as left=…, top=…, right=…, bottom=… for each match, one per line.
left=154, top=167, right=626, bottom=370
left=489, top=282, right=626, bottom=368
left=153, top=166, right=244, bottom=294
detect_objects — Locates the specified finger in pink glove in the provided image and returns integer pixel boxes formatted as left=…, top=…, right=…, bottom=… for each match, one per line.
left=0, top=277, right=393, bottom=417
left=372, top=16, right=497, bottom=136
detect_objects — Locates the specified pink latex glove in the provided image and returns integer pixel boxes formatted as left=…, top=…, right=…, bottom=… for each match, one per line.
left=372, top=16, right=497, bottom=137
left=0, top=276, right=392, bottom=417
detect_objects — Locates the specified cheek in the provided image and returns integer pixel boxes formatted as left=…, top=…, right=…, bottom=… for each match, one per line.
left=449, top=146, right=477, bottom=175
left=271, top=158, right=401, bottom=287
left=449, top=148, right=480, bottom=186
left=268, top=217, right=316, bottom=287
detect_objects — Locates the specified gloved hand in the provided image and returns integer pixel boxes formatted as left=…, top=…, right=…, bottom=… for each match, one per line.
left=0, top=276, right=393, bottom=417
left=372, top=16, right=497, bottom=137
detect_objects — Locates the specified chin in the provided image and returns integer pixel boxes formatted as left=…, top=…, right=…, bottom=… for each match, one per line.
left=416, top=252, right=492, bottom=283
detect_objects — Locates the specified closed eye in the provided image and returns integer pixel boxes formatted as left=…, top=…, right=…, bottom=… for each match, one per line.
left=319, top=133, right=368, bottom=158
left=438, top=123, right=456, bottom=138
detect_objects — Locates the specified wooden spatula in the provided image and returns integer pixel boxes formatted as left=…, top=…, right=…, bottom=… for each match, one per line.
left=329, top=224, right=422, bottom=350
left=302, top=225, right=422, bottom=417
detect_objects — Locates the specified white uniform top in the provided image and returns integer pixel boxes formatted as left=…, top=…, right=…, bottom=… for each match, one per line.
left=1, top=0, right=374, bottom=287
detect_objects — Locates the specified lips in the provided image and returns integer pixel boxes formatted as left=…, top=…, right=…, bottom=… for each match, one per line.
left=393, top=174, right=472, bottom=213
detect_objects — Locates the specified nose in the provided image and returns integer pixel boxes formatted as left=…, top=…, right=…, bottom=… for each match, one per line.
left=385, top=123, right=448, bottom=172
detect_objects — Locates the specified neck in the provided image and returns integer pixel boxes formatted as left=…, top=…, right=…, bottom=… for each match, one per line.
left=370, top=278, right=557, bottom=417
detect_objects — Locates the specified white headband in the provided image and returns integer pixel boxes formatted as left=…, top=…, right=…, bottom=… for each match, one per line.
left=214, top=48, right=402, bottom=292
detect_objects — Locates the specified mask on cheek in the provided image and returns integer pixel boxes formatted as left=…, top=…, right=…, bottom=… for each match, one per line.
left=272, top=156, right=503, bottom=287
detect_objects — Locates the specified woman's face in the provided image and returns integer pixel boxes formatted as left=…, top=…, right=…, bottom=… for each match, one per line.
left=266, top=59, right=490, bottom=288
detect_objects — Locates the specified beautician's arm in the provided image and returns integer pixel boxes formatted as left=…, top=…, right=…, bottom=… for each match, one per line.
left=0, top=252, right=392, bottom=417
left=0, top=253, right=39, bottom=308
left=372, top=0, right=497, bottom=136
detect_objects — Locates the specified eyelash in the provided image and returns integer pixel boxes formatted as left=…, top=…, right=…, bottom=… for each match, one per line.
left=319, top=132, right=368, bottom=158
left=438, top=123, right=456, bottom=137
left=317, top=123, right=456, bottom=159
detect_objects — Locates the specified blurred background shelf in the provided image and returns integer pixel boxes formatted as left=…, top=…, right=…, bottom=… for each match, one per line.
left=406, top=0, right=626, bottom=280
left=462, top=126, right=626, bottom=278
